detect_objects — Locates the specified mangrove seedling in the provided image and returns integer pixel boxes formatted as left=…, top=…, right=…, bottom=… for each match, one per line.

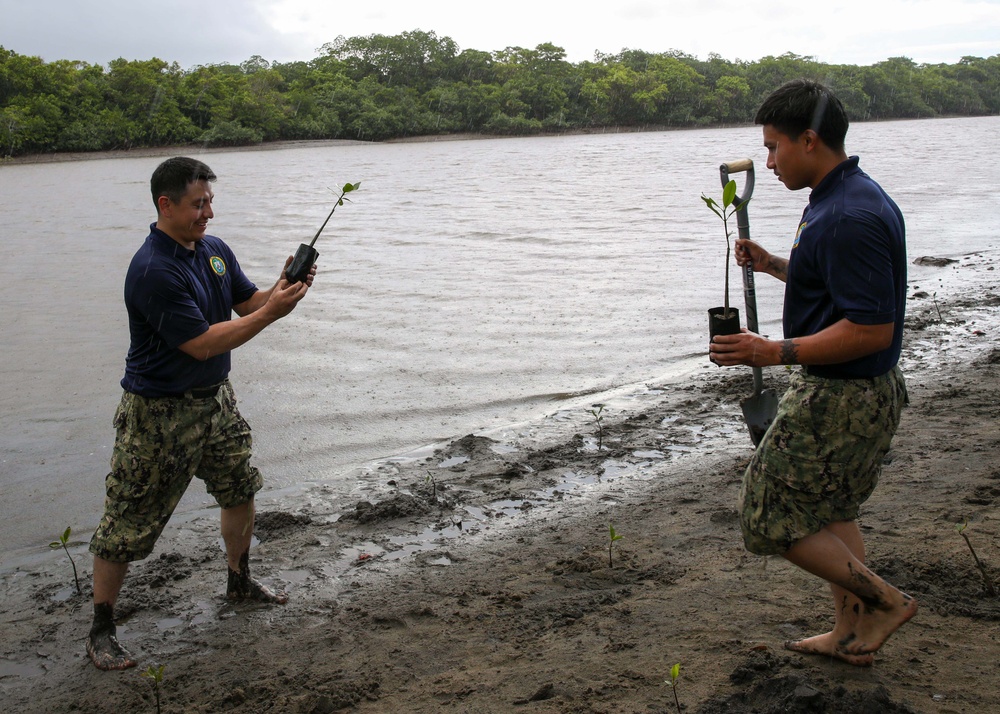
left=666, top=662, right=682, bottom=714
left=142, top=664, right=166, bottom=714
left=48, top=526, right=82, bottom=595
left=608, top=523, right=623, bottom=568
left=701, top=179, right=743, bottom=319
left=956, top=521, right=997, bottom=596
left=286, top=181, right=361, bottom=283
left=590, top=404, right=606, bottom=450
left=425, top=471, right=438, bottom=503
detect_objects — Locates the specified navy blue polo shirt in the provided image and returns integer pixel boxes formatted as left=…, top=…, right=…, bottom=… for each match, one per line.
left=121, top=225, right=258, bottom=397
left=784, top=157, right=906, bottom=379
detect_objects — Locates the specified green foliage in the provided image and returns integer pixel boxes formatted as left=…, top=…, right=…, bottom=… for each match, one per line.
left=199, top=120, right=263, bottom=147
left=701, top=179, right=742, bottom=318
left=48, top=526, right=82, bottom=595
left=142, top=664, right=166, bottom=714
left=608, top=523, right=623, bottom=568
left=666, top=663, right=682, bottom=713
left=0, top=40, right=998, bottom=157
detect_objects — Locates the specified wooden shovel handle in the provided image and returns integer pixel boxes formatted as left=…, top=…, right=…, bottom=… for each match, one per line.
left=721, top=158, right=753, bottom=174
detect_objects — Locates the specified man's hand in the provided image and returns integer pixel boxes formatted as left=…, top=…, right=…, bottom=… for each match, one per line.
left=261, top=276, right=308, bottom=320
left=280, top=255, right=317, bottom=288
left=736, top=238, right=787, bottom=282
left=709, top=329, right=777, bottom=368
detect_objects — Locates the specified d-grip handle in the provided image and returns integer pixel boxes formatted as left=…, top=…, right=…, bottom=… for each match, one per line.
left=286, top=243, right=318, bottom=284
left=720, top=158, right=755, bottom=207
left=721, top=158, right=753, bottom=174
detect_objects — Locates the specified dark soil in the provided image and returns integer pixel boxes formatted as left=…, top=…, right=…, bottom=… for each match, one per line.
left=2, top=274, right=999, bottom=713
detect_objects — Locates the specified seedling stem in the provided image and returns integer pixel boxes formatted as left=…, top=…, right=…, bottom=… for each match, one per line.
left=48, top=526, right=81, bottom=595
left=608, top=523, right=623, bottom=568
left=957, top=522, right=997, bottom=596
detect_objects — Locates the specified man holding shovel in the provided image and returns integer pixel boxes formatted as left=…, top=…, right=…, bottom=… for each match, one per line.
left=709, top=79, right=915, bottom=665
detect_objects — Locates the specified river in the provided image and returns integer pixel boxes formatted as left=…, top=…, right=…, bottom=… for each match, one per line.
left=1, top=116, right=997, bottom=558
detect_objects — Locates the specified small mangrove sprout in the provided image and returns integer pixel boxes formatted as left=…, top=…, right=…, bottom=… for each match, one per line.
left=48, top=526, right=82, bottom=595
left=956, top=521, right=997, bottom=596
left=590, top=403, right=606, bottom=450
left=666, top=662, right=682, bottom=714
left=425, top=471, right=438, bottom=503
left=701, top=179, right=742, bottom=320
left=608, top=523, right=623, bottom=568
left=142, top=663, right=166, bottom=714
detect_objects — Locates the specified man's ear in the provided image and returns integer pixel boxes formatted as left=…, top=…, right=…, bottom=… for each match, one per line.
left=801, top=129, right=821, bottom=153
left=156, top=194, right=172, bottom=216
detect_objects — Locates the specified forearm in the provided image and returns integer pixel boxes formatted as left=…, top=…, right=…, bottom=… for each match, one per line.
left=772, top=319, right=894, bottom=366
left=736, top=240, right=788, bottom=283
left=764, top=256, right=788, bottom=282
left=178, top=310, right=277, bottom=361
left=234, top=286, right=273, bottom=317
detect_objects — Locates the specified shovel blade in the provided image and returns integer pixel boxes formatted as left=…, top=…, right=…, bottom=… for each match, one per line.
left=741, top=389, right=779, bottom=447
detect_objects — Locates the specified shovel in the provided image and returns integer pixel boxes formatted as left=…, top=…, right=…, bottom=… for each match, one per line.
left=720, top=159, right=779, bottom=447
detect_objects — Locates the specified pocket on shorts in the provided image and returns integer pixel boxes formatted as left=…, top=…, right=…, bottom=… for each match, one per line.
left=842, top=371, right=905, bottom=456
left=765, top=376, right=866, bottom=496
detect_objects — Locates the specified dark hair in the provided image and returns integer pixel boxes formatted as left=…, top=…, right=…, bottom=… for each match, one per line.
left=754, top=79, right=848, bottom=151
left=150, top=156, right=216, bottom=210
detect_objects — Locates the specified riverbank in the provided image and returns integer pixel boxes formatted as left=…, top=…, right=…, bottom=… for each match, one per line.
left=1, top=251, right=998, bottom=713
left=0, top=124, right=738, bottom=165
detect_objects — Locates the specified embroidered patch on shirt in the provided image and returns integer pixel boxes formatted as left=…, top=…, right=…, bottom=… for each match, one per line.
left=209, top=256, right=227, bottom=276
left=792, top=221, right=807, bottom=249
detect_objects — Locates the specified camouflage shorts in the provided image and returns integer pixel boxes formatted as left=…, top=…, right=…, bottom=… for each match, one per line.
left=89, top=381, right=263, bottom=563
left=739, top=366, right=907, bottom=556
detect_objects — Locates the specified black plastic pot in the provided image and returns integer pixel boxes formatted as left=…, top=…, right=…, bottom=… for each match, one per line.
left=708, top=306, right=741, bottom=341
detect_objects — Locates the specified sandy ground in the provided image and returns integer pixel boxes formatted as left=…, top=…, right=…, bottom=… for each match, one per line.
left=1, top=254, right=999, bottom=713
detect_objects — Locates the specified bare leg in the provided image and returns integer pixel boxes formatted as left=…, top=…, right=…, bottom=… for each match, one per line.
left=783, top=521, right=916, bottom=657
left=783, top=522, right=873, bottom=666
left=87, top=557, right=137, bottom=670
left=221, top=500, right=287, bottom=604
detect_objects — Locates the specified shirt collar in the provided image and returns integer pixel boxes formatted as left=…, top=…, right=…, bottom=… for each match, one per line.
left=148, top=223, right=196, bottom=258
left=810, top=156, right=861, bottom=204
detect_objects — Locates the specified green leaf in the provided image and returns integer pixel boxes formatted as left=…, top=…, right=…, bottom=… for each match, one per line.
left=701, top=195, right=723, bottom=219
left=722, top=179, right=737, bottom=208
left=49, top=541, right=61, bottom=549
left=142, top=663, right=166, bottom=681
left=62, top=526, right=72, bottom=542
left=671, top=662, right=680, bottom=681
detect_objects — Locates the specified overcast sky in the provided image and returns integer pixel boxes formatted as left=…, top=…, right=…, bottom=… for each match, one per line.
left=2, top=0, right=998, bottom=69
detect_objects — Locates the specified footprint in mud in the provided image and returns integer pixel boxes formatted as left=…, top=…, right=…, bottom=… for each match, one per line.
left=698, top=648, right=919, bottom=713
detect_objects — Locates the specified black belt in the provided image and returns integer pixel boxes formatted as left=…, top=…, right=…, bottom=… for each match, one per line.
left=172, top=382, right=224, bottom=399
left=802, top=366, right=874, bottom=381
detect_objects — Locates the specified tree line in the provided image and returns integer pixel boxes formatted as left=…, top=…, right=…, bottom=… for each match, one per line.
left=1, top=30, right=998, bottom=158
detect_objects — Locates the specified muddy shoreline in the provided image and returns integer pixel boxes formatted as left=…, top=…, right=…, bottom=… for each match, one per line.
left=1, top=254, right=999, bottom=713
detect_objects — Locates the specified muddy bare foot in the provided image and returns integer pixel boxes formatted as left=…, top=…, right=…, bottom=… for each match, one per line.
left=226, top=550, right=288, bottom=604
left=784, top=633, right=874, bottom=667
left=226, top=576, right=288, bottom=604
left=840, top=595, right=918, bottom=655
left=87, top=628, right=137, bottom=671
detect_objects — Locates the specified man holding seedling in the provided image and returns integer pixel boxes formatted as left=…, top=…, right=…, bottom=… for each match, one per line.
left=709, top=79, right=915, bottom=666
left=86, top=156, right=312, bottom=670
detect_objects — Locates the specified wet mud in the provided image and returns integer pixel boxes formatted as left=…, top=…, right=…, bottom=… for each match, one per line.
left=1, top=258, right=999, bottom=712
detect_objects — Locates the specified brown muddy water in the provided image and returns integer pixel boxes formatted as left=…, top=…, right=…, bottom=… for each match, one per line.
left=1, top=116, right=997, bottom=560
